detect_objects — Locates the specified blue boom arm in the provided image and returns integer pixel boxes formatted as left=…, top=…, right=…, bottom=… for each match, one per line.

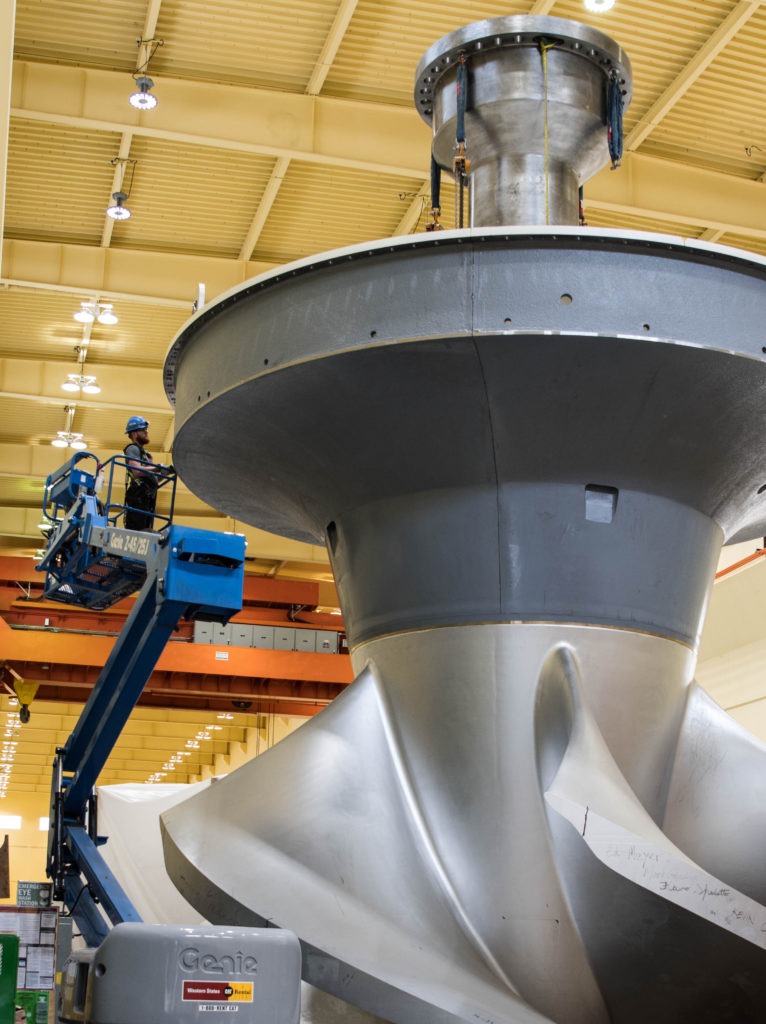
left=39, top=454, right=245, bottom=945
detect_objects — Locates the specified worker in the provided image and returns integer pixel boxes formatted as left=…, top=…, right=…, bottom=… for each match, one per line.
left=123, top=415, right=161, bottom=531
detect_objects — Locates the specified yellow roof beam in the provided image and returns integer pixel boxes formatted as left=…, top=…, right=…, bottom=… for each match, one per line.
left=238, top=155, right=291, bottom=261
left=0, top=0, right=16, bottom=278
left=140, top=0, right=164, bottom=52
left=239, top=0, right=360, bottom=261
left=2, top=238, right=278, bottom=305
left=13, top=61, right=766, bottom=240
left=306, top=0, right=359, bottom=96
left=395, top=184, right=430, bottom=236
left=588, top=151, right=766, bottom=239
left=11, top=60, right=429, bottom=179
left=101, top=130, right=134, bottom=249
left=626, top=0, right=765, bottom=151
left=698, top=228, right=725, bottom=242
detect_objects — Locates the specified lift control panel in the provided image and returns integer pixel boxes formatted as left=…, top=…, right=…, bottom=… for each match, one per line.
left=59, top=925, right=301, bottom=1024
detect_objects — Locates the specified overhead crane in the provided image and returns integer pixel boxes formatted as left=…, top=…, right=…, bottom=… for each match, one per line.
left=36, top=451, right=245, bottom=945
left=0, top=560, right=351, bottom=718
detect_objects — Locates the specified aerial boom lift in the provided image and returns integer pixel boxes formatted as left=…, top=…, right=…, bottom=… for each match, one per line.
left=36, top=452, right=245, bottom=945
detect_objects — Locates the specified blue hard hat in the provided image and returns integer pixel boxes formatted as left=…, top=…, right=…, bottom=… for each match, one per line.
left=125, top=415, right=149, bottom=434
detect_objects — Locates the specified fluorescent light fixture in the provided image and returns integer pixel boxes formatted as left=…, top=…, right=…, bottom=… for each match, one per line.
left=97, top=304, right=118, bottom=325
left=0, top=815, right=21, bottom=830
left=106, top=191, right=131, bottom=220
left=74, top=301, right=118, bottom=325
left=129, top=76, right=158, bottom=110
left=39, top=817, right=49, bottom=831
left=584, top=0, right=616, bottom=10
left=62, top=374, right=101, bottom=395
left=51, top=431, right=87, bottom=450
left=74, top=303, right=96, bottom=324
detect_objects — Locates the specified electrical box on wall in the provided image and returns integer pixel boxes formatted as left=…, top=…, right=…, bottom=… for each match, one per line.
left=274, top=627, right=296, bottom=650
left=294, top=630, right=316, bottom=652
left=193, top=621, right=214, bottom=644
left=231, top=623, right=254, bottom=647
left=315, top=630, right=338, bottom=654
left=194, top=621, right=341, bottom=655
left=213, top=623, right=232, bottom=645
left=252, top=625, right=275, bottom=649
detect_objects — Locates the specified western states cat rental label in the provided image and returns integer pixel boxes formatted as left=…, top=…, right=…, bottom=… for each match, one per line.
left=182, top=980, right=254, bottom=1010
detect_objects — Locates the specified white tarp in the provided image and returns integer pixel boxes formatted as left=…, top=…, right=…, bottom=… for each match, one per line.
left=96, top=781, right=386, bottom=1024
left=97, top=781, right=212, bottom=924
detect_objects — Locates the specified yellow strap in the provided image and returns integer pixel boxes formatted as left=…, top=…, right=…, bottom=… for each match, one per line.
left=539, top=41, right=559, bottom=226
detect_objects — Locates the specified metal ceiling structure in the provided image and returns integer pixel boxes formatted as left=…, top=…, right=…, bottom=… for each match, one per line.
left=2, top=0, right=766, bottom=795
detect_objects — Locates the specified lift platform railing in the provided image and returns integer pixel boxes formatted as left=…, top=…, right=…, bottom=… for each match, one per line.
left=41, top=451, right=100, bottom=520
left=101, top=453, right=177, bottom=532
left=41, top=452, right=178, bottom=533
left=38, top=453, right=178, bottom=611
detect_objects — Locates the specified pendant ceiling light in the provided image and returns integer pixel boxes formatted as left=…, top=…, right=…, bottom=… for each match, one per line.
left=73, top=302, right=119, bottom=325
left=61, top=374, right=100, bottom=395
left=129, top=75, right=158, bottom=110
left=51, top=406, right=87, bottom=450
left=106, top=191, right=131, bottom=220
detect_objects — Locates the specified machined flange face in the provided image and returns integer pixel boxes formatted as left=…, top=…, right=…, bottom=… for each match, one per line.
left=414, top=14, right=632, bottom=121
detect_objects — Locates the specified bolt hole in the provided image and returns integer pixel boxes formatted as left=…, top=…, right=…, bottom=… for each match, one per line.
left=263, top=358, right=269, bottom=365
left=504, top=317, right=512, bottom=325
left=370, top=330, right=377, bottom=338
left=196, top=395, right=201, bottom=402
left=758, top=484, right=766, bottom=495
left=95, top=964, right=106, bottom=977
left=762, top=346, right=766, bottom=354
left=643, top=324, right=651, bottom=332
left=560, top=293, right=573, bottom=305
left=207, top=391, right=210, bottom=398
